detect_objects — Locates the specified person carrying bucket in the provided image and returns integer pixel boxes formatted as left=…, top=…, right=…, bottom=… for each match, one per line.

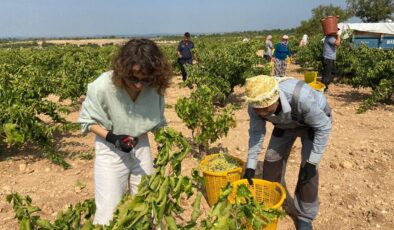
left=273, top=35, right=292, bottom=77
left=322, top=29, right=340, bottom=92
left=242, top=75, right=332, bottom=230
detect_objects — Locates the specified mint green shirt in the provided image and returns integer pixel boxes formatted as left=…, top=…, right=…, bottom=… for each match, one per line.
left=78, top=71, right=166, bottom=137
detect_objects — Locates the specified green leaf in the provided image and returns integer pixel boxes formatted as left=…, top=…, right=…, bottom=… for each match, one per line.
left=3, top=123, right=24, bottom=145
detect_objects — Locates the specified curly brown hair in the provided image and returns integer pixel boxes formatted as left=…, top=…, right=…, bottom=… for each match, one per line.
left=112, top=39, right=172, bottom=95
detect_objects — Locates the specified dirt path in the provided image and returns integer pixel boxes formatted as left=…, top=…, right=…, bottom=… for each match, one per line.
left=1, top=64, right=393, bottom=229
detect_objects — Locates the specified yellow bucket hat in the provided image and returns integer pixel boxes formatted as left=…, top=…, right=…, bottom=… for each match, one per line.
left=244, top=75, right=290, bottom=108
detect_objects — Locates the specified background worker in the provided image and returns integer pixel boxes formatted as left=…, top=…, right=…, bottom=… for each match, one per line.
left=322, top=31, right=340, bottom=92
left=263, top=35, right=274, bottom=62
left=273, top=35, right=292, bottom=77
left=177, top=32, right=194, bottom=83
left=299, top=34, right=309, bottom=47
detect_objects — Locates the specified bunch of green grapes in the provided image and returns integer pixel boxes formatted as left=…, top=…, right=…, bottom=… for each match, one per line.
left=203, top=153, right=240, bottom=172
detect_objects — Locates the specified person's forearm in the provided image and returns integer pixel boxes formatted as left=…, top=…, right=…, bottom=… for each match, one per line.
left=304, top=113, right=332, bottom=164
left=335, top=35, right=341, bottom=46
left=89, top=124, right=109, bottom=139
left=247, top=133, right=264, bottom=169
left=309, top=124, right=331, bottom=164
left=246, top=106, right=266, bottom=169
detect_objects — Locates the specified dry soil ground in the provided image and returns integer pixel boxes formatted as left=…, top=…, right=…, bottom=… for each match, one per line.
left=1, top=64, right=393, bottom=229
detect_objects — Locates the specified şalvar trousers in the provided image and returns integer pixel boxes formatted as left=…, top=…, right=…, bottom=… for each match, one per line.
left=93, top=133, right=153, bottom=225
left=274, top=59, right=287, bottom=77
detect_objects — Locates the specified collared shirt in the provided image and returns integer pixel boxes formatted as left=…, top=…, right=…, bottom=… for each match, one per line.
left=78, top=71, right=166, bottom=137
left=323, top=36, right=337, bottom=60
left=247, top=78, right=332, bottom=169
left=177, top=40, right=194, bottom=60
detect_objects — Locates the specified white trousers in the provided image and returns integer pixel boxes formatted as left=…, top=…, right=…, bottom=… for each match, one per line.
left=93, top=134, right=153, bottom=225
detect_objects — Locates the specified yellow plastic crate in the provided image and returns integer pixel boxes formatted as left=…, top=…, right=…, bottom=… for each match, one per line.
left=200, top=154, right=245, bottom=206
left=304, top=71, right=318, bottom=83
left=228, top=179, right=286, bottom=230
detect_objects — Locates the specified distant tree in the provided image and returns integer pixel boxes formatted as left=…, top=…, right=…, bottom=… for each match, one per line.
left=346, top=0, right=394, bottom=22
left=295, top=4, right=351, bottom=36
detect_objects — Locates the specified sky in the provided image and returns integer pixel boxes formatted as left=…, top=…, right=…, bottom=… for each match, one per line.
left=0, top=0, right=349, bottom=38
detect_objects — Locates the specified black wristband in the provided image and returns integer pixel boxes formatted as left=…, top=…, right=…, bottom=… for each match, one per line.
left=244, top=168, right=255, bottom=178
left=105, top=131, right=117, bottom=144
left=244, top=168, right=255, bottom=185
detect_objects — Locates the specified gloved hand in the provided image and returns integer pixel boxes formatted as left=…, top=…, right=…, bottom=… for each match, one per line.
left=243, top=168, right=255, bottom=185
left=105, top=131, right=138, bottom=153
left=299, top=162, right=317, bottom=184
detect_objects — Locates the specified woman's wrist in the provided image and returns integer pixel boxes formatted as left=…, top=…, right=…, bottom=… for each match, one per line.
left=90, top=124, right=109, bottom=139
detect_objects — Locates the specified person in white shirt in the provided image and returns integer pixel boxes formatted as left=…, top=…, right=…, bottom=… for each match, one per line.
left=299, top=34, right=308, bottom=47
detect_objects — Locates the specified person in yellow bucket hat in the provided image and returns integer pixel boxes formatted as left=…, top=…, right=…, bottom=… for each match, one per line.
left=243, top=75, right=332, bottom=230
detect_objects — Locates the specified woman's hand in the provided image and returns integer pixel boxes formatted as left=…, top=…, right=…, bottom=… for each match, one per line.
left=105, top=132, right=138, bottom=153
left=89, top=124, right=138, bottom=152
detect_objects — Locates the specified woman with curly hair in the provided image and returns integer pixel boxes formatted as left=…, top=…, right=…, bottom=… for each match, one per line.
left=78, top=38, right=172, bottom=225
